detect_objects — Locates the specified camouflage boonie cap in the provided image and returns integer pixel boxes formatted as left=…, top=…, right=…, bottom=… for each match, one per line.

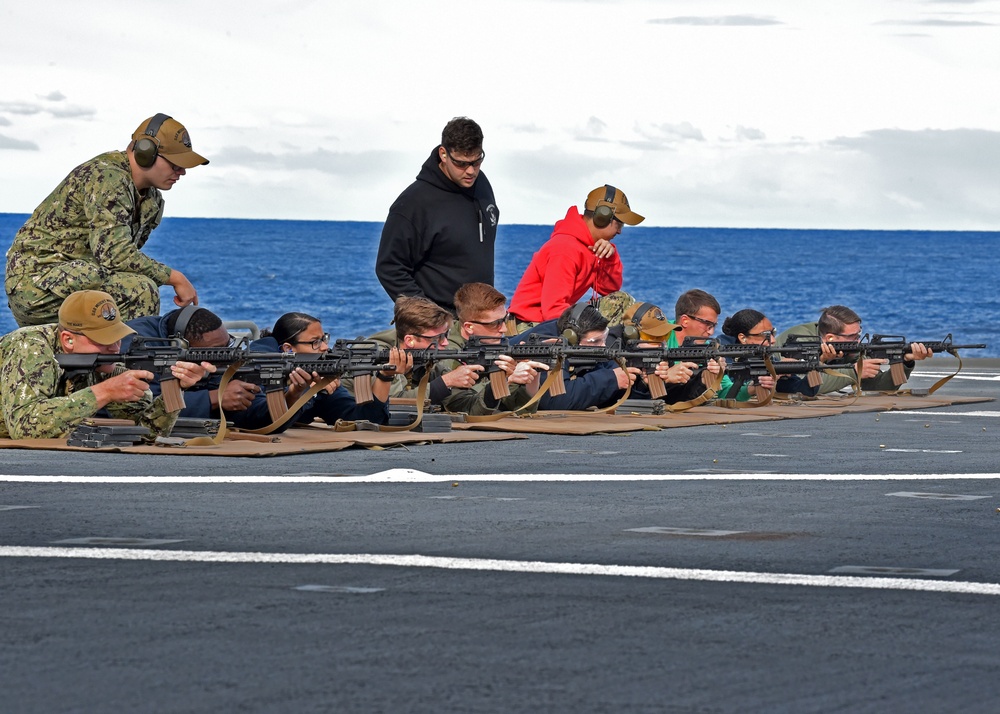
left=595, top=291, right=636, bottom=326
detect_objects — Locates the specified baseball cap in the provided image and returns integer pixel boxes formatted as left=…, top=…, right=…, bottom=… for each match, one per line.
left=623, top=302, right=678, bottom=338
left=58, top=290, right=136, bottom=345
left=132, top=115, right=209, bottom=168
left=595, top=291, right=636, bottom=326
left=585, top=186, right=644, bottom=226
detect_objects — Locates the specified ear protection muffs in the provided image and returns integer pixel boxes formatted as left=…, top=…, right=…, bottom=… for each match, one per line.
left=133, top=113, right=172, bottom=168
left=592, top=184, right=618, bottom=229
left=171, top=303, right=199, bottom=340
left=561, top=302, right=591, bottom=346
left=622, top=302, right=655, bottom=342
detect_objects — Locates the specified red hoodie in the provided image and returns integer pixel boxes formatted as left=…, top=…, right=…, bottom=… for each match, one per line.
left=509, top=207, right=623, bottom=322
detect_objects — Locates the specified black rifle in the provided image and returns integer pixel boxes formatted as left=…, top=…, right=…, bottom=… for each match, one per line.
left=236, top=340, right=396, bottom=419
left=861, top=334, right=987, bottom=386
left=397, top=334, right=623, bottom=399
left=56, top=336, right=254, bottom=412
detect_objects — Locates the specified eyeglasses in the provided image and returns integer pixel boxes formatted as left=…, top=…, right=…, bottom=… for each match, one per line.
left=291, top=332, right=330, bottom=350
left=832, top=330, right=863, bottom=340
left=746, top=329, right=776, bottom=339
left=685, top=314, right=718, bottom=331
left=467, top=313, right=509, bottom=330
left=445, top=148, right=485, bottom=170
left=580, top=330, right=609, bottom=346
left=414, top=330, right=450, bottom=344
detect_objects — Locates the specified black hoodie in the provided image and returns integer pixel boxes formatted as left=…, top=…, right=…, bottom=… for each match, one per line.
left=376, top=147, right=499, bottom=313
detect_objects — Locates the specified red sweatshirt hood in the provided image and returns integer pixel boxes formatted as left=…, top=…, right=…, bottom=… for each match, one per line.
left=550, top=207, right=595, bottom=247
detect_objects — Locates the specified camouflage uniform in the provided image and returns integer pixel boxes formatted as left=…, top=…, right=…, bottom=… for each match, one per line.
left=5, top=151, right=172, bottom=327
left=0, top=324, right=177, bottom=440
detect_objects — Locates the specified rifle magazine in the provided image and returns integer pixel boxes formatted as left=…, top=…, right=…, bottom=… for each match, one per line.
left=161, top=380, right=186, bottom=413
left=890, top=361, right=908, bottom=386
left=647, top=374, right=667, bottom=400
left=489, top=370, right=510, bottom=400
left=266, top=390, right=288, bottom=421
left=355, top=375, right=374, bottom=404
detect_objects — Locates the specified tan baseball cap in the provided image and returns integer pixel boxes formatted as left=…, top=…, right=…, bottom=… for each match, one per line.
left=585, top=185, right=644, bottom=226
left=623, top=302, right=679, bottom=338
left=132, top=114, right=209, bottom=168
left=58, top=291, right=136, bottom=345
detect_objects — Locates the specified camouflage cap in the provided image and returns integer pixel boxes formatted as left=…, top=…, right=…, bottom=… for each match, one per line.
left=58, top=290, right=136, bottom=345
left=594, top=291, right=636, bottom=326
left=132, top=115, right=209, bottom=168
left=623, top=302, right=679, bottom=338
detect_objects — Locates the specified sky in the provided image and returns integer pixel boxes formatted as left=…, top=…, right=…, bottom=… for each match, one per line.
left=1, top=0, right=999, bottom=230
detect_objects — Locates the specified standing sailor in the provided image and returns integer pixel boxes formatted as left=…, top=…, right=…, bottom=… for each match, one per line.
left=376, top=117, right=499, bottom=315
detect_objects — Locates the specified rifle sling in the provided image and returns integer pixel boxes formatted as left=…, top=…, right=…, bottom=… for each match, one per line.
left=877, top=349, right=965, bottom=397
left=181, top=362, right=245, bottom=446
left=660, top=363, right=725, bottom=413
left=461, top=356, right=574, bottom=422
left=242, top=376, right=337, bottom=435
left=334, top=369, right=432, bottom=433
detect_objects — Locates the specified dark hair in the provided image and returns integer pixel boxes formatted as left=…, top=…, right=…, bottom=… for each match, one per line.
left=817, top=305, right=861, bottom=336
left=556, top=304, right=608, bottom=336
left=441, top=117, right=483, bottom=155
left=674, top=289, right=721, bottom=321
left=165, top=307, right=222, bottom=341
left=265, top=312, right=320, bottom=345
left=721, top=309, right=767, bottom=338
left=454, top=282, right=506, bottom=323
left=394, top=296, right=453, bottom=340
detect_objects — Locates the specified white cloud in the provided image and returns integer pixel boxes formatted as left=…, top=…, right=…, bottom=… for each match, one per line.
left=1, top=0, right=999, bottom=231
left=0, top=134, right=38, bottom=150
left=647, top=15, right=782, bottom=26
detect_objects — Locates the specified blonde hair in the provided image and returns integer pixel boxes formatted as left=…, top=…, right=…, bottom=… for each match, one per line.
left=454, top=282, right=506, bottom=323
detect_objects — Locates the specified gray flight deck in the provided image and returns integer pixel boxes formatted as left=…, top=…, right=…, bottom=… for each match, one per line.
left=2, top=359, right=999, bottom=713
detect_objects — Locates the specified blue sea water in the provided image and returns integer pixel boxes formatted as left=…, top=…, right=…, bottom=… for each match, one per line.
left=1, top=213, right=997, bottom=356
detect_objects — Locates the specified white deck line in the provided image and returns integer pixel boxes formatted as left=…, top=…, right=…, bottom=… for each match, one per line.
left=0, top=469, right=1000, bottom=485
left=2, top=470, right=1000, bottom=483
left=2, top=546, right=998, bottom=597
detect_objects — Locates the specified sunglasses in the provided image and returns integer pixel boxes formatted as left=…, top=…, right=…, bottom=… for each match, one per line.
left=466, top=313, right=509, bottom=330
left=445, top=147, right=485, bottom=169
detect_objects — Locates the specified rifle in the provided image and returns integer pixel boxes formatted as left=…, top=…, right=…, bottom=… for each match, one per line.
left=613, top=338, right=794, bottom=399
left=861, top=334, right=987, bottom=386
left=236, top=340, right=396, bottom=419
left=399, top=334, right=623, bottom=399
left=780, top=333, right=986, bottom=387
left=56, top=336, right=254, bottom=412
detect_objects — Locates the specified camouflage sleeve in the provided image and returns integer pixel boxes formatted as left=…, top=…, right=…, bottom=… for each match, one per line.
left=105, top=389, right=179, bottom=436
left=0, top=333, right=101, bottom=439
left=82, top=160, right=172, bottom=284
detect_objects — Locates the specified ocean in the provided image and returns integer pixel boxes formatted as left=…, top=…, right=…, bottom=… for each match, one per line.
left=1, top=213, right=997, bottom=356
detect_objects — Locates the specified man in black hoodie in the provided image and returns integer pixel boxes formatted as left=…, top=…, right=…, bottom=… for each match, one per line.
left=376, top=117, right=499, bottom=315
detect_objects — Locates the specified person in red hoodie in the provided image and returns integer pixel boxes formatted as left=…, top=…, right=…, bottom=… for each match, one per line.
left=508, top=185, right=644, bottom=332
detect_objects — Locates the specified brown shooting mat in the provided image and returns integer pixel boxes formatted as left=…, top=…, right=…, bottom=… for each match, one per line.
left=0, top=394, right=990, bottom=451
left=453, top=394, right=994, bottom=435
left=0, top=423, right=525, bottom=457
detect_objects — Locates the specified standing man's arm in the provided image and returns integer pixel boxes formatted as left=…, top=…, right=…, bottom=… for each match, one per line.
left=376, top=213, right=425, bottom=301
left=594, top=250, right=623, bottom=296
